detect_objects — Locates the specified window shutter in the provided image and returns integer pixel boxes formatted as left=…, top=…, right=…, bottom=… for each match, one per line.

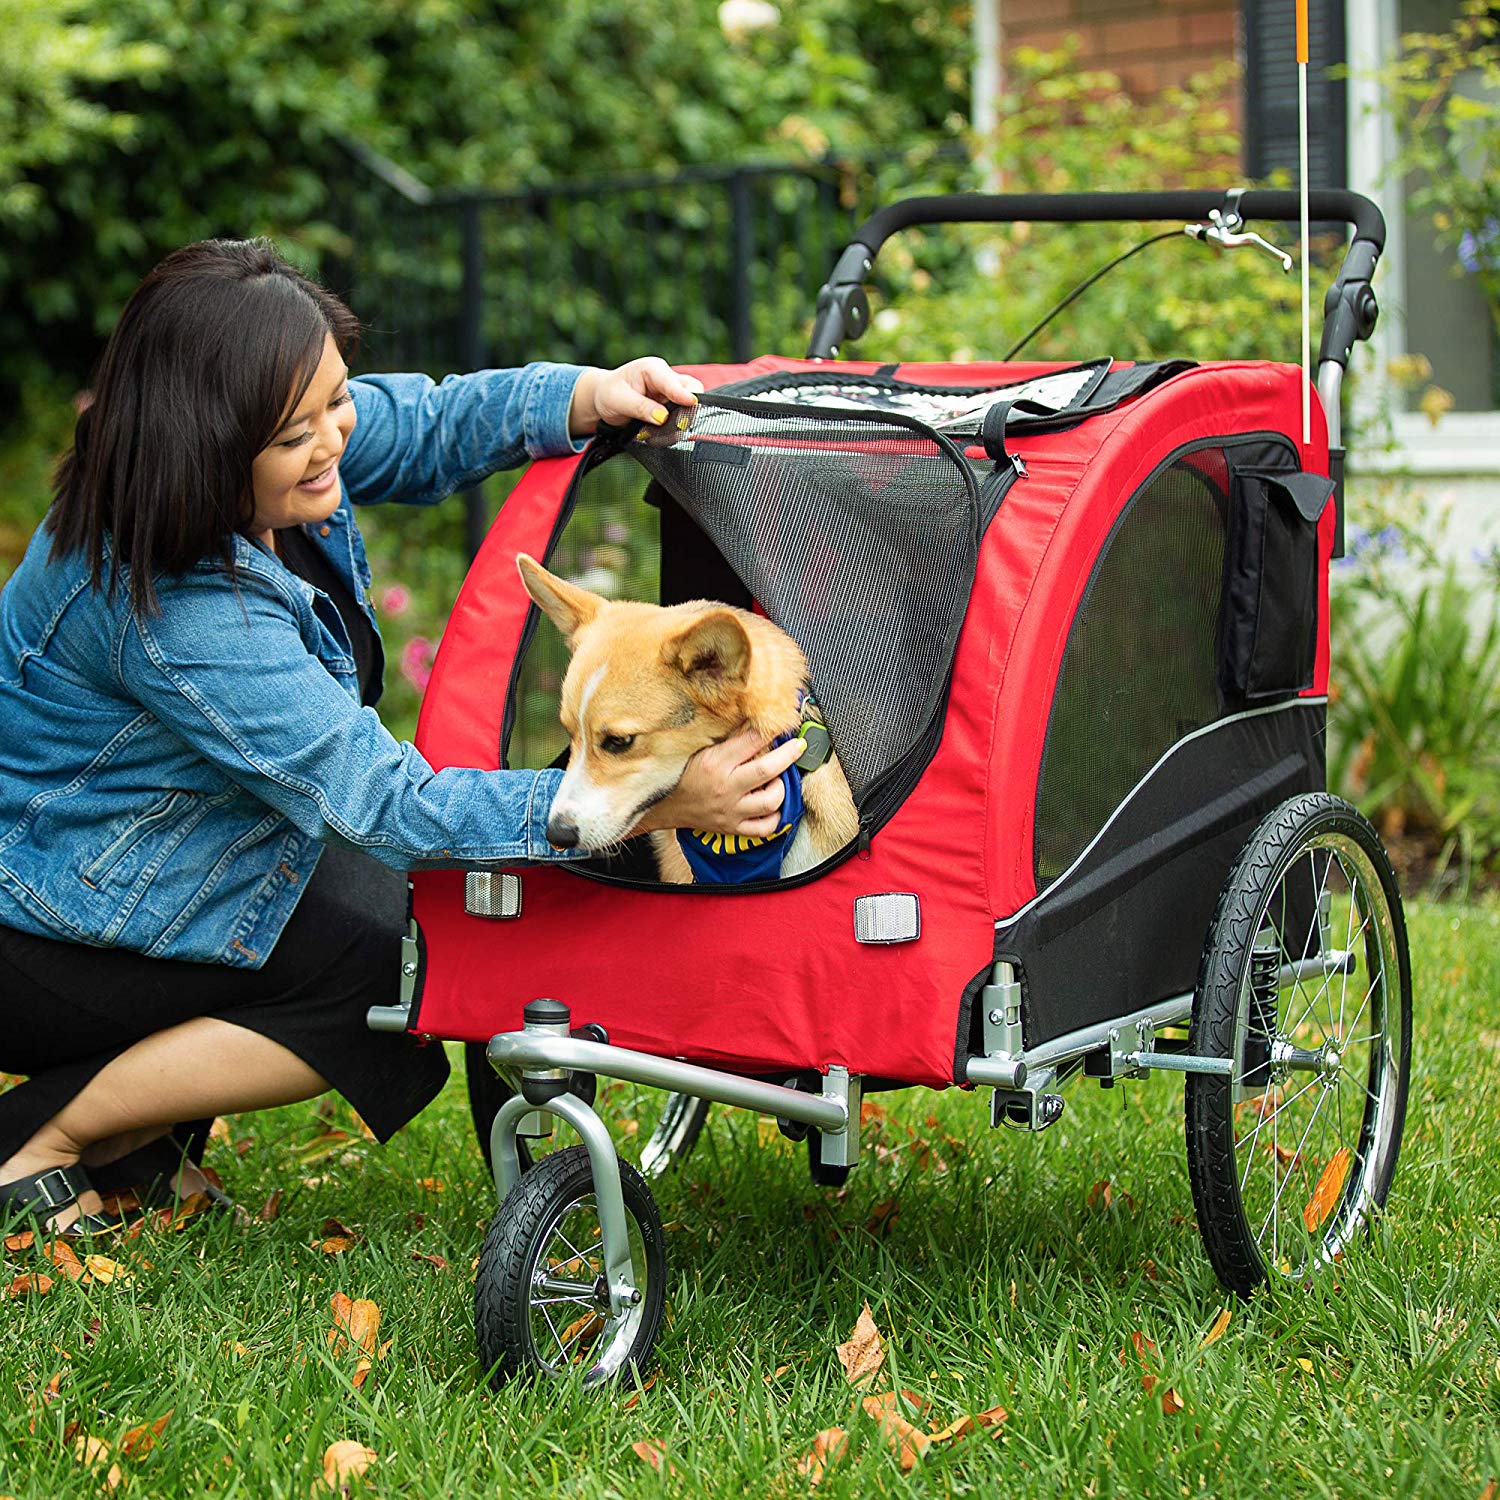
left=1243, top=0, right=1347, bottom=189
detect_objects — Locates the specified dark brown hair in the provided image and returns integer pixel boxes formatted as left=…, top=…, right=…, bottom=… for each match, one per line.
left=47, top=239, right=360, bottom=617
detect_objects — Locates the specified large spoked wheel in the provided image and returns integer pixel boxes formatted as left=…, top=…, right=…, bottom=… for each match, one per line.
left=465, top=1042, right=709, bottom=1180
left=1186, top=793, right=1412, bottom=1295
left=475, top=1145, right=666, bottom=1388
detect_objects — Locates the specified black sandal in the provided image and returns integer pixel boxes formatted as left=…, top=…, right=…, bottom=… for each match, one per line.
left=0, top=1164, right=121, bottom=1237
left=89, top=1137, right=238, bottom=1216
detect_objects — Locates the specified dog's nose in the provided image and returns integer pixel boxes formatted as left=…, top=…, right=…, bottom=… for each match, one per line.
left=546, top=814, right=580, bottom=849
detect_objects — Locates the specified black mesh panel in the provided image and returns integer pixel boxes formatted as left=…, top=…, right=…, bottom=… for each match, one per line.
left=1034, top=452, right=1229, bottom=886
left=627, top=398, right=978, bottom=797
left=505, top=458, right=660, bottom=770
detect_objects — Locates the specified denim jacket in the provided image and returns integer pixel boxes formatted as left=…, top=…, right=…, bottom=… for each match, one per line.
left=0, top=363, right=588, bottom=967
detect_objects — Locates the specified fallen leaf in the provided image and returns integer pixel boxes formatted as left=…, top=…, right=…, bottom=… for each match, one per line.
left=835, top=1303, right=886, bottom=1389
left=622, top=1371, right=659, bottom=1409
left=409, top=1251, right=448, bottom=1271
left=1120, top=1331, right=1159, bottom=1395
left=860, top=1098, right=891, bottom=1128
left=865, top=1198, right=900, bottom=1236
left=83, top=1255, right=131, bottom=1286
left=863, top=1389, right=929, bottom=1418
left=328, top=1294, right=382, bottom=1359
left=318, top=1237, right=357, bottom=1255
left=928, top=1403, right=1007, bottom=1443
left=209, top=1117, right=232, bottom=1145
left=259, top=1190, right=284, bottom=1223
left=320, top=1440, right=376, bottom=1490
left=1476, top=1481, right=1496, bottom=1500
left=556, top=1311, right=605, bottom=1361
left=7, top=1273, right=53, bottom=1298
left=43, top=1369, right=67, bottom=1402
left=83, top=1317, right=101, bottom=1346
left=121, top=1412, right=172, bottom=1458
left=416, top=1178, right=445, bottom=1193
left=861, top=1393, right=930, bottom=1470
left=1295, top=1357, right=1314, bottom=1374
left=4, top=1229, right=34, bottom=1252
left=1199, top=1307, right=1232, bottom=1350
left=74, top=1433, right=122, bottom=1490
left=794, top=1427, right=848, bottom=1485
left=47, top=1242, right=86, bottom=1282
left=1087, top=1179, right=1114, bottom=1210
left=1161, top=1387, right=1185, bottom=1415
left=321, top=1217, right=359, bottom=1239
left=630, top=1439, right=672, bottom=1472
left=1302, top=1147, right=1351, bottom=1233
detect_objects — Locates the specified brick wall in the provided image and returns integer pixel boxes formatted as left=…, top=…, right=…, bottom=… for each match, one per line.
left=1000, top=0, right=1241, bottom=116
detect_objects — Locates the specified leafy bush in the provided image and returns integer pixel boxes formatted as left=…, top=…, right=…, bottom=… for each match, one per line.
left=860, top=46, right=1320, bottom=367
left=0, top=0, right=971, bottom=411
left=1329, top=499, right=1500, bottom=890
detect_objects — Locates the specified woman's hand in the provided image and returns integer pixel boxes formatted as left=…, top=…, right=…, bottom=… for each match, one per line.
left=568, top=357, right=705, bottom=436
left=632, top=726, right=806, bottom=839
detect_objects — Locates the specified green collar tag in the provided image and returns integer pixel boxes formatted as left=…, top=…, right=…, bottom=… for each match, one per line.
left=795, top=694, right=833, bottom=772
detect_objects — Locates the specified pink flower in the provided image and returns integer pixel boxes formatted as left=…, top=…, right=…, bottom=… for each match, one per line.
left=381, top=584, right=411, bottom=617
left=400, top=636, right=435, bottom=692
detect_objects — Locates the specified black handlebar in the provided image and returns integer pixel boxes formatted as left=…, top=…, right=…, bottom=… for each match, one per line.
left=806, top=189, right=1384, bottom=368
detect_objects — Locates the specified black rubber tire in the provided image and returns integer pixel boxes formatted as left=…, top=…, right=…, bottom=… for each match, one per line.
left=807, top=1128, right=851, bottom=1187
left=474, top=1145, right=666, bottom=1389
left=1185, top=792, right=1412, bottom=1297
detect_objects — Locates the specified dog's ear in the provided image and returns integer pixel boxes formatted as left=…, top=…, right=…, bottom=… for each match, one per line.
left=516, top=554, right=602, bottom=646
left=664, top=609, right=751, bottom=705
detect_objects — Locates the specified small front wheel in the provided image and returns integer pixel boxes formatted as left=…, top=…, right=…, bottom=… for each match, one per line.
left=1186, top=793, right=1411, bottom=1295
left=474, top=1145, right=666, bottom=1388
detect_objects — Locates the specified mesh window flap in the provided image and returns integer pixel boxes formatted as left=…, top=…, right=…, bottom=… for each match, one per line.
left=623, top=395, right=979, bottom=800
left=465, top=871, right=522, bottom=920
left=854, top=893, right=921, bottom=944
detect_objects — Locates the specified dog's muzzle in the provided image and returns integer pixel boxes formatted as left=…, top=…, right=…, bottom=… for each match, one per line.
left=545, top=813, right=580, bottom=849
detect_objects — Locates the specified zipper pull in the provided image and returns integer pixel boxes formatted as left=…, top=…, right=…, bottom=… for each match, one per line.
left=1010, top=453, right=1028, bottom=479
left=857, top=821, right=873, bottom=860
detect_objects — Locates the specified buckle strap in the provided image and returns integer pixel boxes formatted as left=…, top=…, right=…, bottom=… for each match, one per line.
left=16, top=1164, right=88, bottom=1213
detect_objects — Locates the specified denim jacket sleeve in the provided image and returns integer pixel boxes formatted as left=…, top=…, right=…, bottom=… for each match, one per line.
left=115, top=569, right=588, bottom=871
left=340, top=364, right=589, bottom=507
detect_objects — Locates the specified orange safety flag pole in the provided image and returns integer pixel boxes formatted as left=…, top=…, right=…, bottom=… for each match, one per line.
left=1297, top=0, right=1312, bottom=445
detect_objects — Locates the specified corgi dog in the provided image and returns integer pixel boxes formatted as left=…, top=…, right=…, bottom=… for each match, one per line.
left=516, top=554, right=858, bottom=883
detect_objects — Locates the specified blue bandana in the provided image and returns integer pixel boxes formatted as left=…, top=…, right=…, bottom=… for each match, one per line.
left=677, top=742, right=806, bottom=885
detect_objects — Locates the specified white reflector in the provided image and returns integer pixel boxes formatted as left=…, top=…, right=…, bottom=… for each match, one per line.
left=465, top=871, right=522, bottom=919
left=854, top=893, right=921, bottom=944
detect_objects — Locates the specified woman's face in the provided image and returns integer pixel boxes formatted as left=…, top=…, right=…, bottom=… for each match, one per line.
left=249, top=333, right=357, bottom=540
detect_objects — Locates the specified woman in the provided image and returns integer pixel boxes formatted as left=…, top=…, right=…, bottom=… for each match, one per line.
left=0, top=239, right=801, bottom=1234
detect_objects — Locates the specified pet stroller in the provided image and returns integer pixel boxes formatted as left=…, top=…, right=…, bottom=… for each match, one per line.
left=367, top=190, right=1409, bottom=1386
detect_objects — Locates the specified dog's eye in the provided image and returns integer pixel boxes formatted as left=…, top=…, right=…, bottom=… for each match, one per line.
left=599, top=733, right=636, bottom=755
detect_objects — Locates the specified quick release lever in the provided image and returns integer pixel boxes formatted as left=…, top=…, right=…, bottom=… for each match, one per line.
left=1184, top=208, right=1293, bottom=273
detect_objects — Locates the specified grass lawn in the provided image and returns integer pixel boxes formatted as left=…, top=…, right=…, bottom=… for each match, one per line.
left=2, top=899, right=1497, bottom=1498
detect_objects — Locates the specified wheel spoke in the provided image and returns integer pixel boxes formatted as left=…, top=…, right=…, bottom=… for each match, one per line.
left=1258, top=1085, right=1331, bottom=1252
left=1237, top=1075, right=1322, bottom=1189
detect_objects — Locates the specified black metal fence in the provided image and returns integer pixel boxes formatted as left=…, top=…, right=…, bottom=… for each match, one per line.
left=323, top=141, right=971, bottom=551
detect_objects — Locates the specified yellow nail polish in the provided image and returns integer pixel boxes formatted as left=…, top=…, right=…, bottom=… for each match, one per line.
left=652, top=407, right=669, bottom=424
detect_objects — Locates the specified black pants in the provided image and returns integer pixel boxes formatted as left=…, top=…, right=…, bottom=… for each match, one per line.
left=0, top=843, right=448, bottom=1165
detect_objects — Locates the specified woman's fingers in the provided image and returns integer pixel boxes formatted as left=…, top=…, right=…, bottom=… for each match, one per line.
left=597, top=358, right=703, bottom=426
left=733, top=732, right=806, bottom=793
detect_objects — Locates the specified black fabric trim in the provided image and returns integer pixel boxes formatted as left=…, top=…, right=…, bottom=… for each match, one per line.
left=995, top=701, right=1326, bottom=1051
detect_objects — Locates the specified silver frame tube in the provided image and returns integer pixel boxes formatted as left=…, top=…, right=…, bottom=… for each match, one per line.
left=485, top=1033, right=850, bottom=1134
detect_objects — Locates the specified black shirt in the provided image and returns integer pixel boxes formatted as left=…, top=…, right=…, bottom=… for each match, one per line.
left=274, top=525, right=383, bottom=706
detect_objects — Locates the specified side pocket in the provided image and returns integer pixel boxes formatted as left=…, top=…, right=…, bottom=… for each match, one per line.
left=1221, top=470, right=1334, bottom=701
